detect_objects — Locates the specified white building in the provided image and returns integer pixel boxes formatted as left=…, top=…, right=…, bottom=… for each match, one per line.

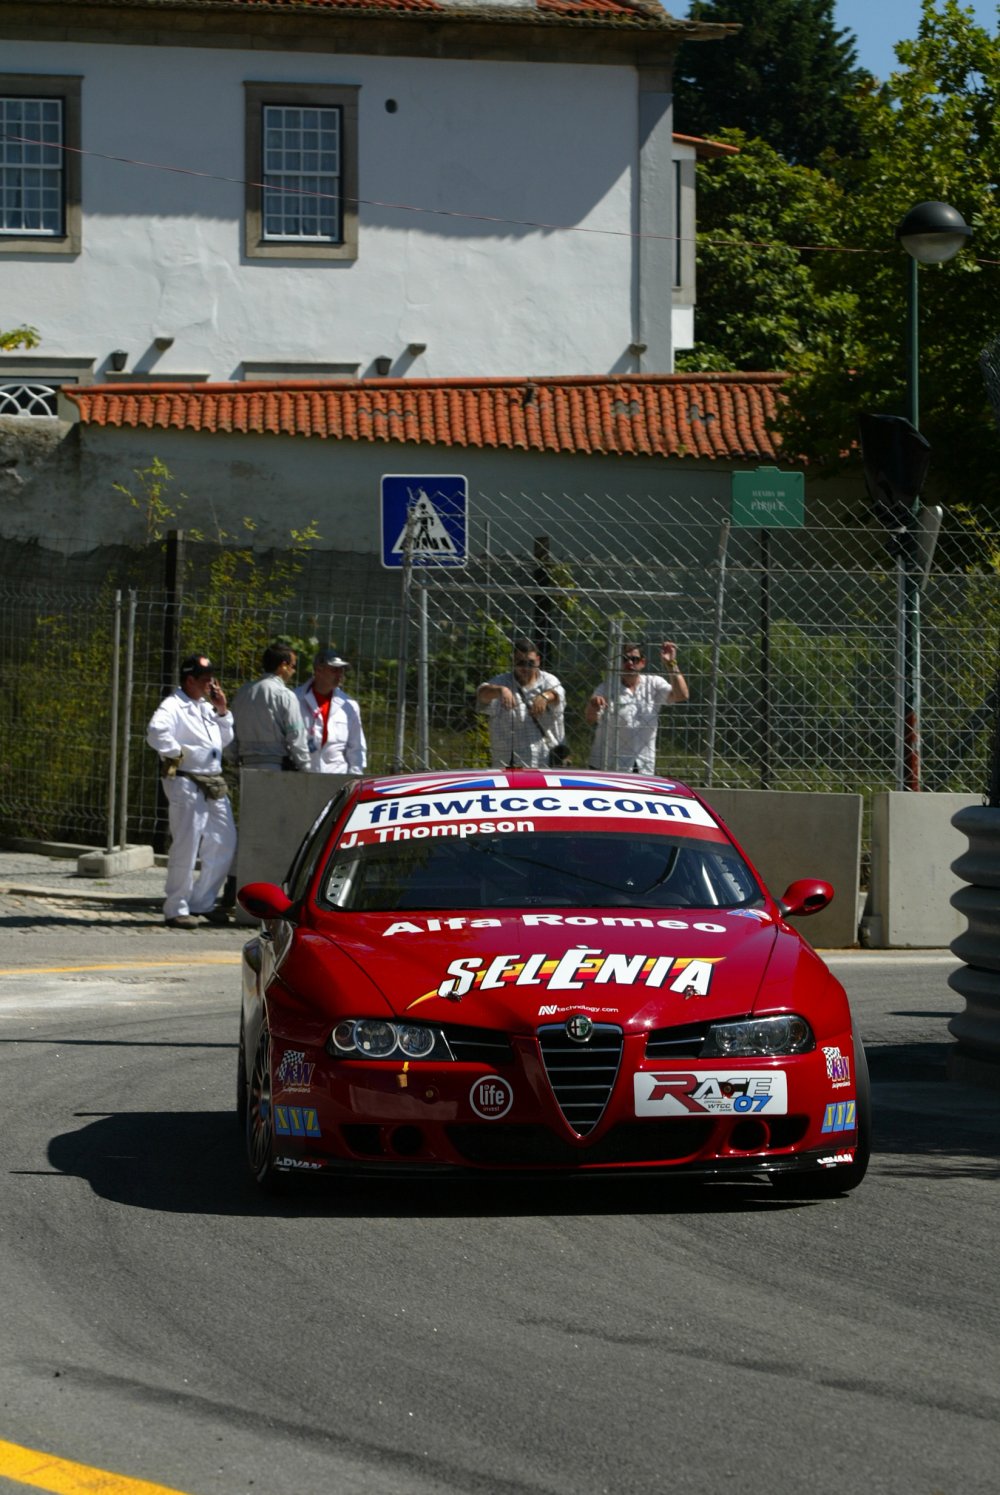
left=0, top=0, right=730, bottom=407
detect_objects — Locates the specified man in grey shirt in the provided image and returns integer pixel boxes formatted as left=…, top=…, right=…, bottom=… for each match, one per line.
left=229, top=642, right=310, bottom=771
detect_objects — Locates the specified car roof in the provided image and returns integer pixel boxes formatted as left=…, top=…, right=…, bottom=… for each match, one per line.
left=358, top=769, right=701, bottom=803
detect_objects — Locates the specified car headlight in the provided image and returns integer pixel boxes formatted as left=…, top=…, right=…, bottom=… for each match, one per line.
left=327, top=1018, right=448, bottom=1061
left=702, top=1014, right=814, bottom=1057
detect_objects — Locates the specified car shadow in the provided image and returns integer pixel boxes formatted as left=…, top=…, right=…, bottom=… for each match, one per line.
left=38, top=1109, right=810, bottom=1218
left=1, top=907, right=170, bottom=930
left=28, top=1034, right=1000, bottom=1211
left=867, top=1039, right=1000, bottom=1180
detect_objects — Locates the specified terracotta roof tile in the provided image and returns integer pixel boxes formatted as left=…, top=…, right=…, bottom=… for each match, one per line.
left=64, top=374, right=786, bottom=462
left=51, top=0, right=700, bottom=26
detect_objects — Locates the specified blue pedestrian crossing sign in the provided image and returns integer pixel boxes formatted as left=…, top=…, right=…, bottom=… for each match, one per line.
left=380, top=474, right=468, bottom=569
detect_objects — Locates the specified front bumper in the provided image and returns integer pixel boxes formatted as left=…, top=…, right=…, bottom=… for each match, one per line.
left=265, top=1025, right=860, bottom=1180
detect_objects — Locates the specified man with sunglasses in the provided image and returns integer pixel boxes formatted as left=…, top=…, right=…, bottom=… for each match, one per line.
left=585, top=640, right=689, bottom=772
left=476, top=636, right=566, bottom=768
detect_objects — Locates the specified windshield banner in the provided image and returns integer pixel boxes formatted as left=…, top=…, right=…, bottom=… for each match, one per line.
left=341, top=789, right=721, bottom=847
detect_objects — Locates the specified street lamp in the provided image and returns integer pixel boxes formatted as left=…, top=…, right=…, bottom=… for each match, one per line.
left=891, top=201, right=972, bottom=789
left=896, top=201, right=972, bottom=430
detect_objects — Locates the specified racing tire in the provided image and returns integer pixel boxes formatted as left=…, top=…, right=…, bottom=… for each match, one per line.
left=245, top=1019, right=284, bottom=1193
left=771, top=1035, right=872, bottom=1200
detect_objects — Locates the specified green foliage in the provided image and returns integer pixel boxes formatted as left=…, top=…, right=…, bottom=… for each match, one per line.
left=680, top=1, right=1000, bottom=513
left=0, top=461, right=323, bottom=839
left=676, top=132, right=856, bottom=375
left=0, top=325, right=40, bottom=352
left=1, top=588, right=120, bottom=840
left=113, top=456, right=187, bottom=543
left=674, top=0, right=866, bottom=167
left=782, top=0, right=1000, bottom=506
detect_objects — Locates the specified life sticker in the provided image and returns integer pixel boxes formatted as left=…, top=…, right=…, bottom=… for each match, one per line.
left=469, top=1075, right=514, bottom=1119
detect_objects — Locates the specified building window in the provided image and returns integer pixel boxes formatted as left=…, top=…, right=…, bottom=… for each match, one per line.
left=0, top=75, right=81, bottom=254
left=1, top=98, right=63, bottom=234
left=245, top=83, right=358, bottom=262
left=263, top=104, right=341, bottom=242
left=0, top=381, right=60, bottom=416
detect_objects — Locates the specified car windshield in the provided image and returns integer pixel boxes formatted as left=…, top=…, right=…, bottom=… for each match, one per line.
left=319, top=829, right=763, bottom=913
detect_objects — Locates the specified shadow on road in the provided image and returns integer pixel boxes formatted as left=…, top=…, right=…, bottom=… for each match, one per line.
left=1, top=907, right=174, bottom=931
left=868, top=1039, right=1000, bottom=1181
left=39, top=1109, right=815, bottom=1218
left=31, top=1036, right=1000, bottom=1212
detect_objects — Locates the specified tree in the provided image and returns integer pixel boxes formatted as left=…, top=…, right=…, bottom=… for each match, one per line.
left=675, top=132, right=855, bottom=374
left=673, top=0, right=867, bottom=167
left=679, top=1, right=1000, bottom=511
left=782, top=0, right=1000, bottom=508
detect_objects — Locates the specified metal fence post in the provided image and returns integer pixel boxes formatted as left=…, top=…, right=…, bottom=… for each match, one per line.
left=705, top=520, right=730, bottom=787
left=417, top=579, right=429, bottom=770
left=106, top=590, right=122, bottom=854
left=598, top=619, right=624, bottom=770
left=117, top=588, right=137, bottom=850
left=895, top=556, right=907, bottom=791
left=759, top=528, right=772, bottom=790
left=392, top=512, right=415, bottom=773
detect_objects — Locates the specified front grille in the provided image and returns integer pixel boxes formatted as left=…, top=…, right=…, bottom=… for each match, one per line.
left=443, top=1025, right=515, bottom=1065
left=447, top=1120, right=715, bottom=1166
left=537, top=1022, right=623, bottom=1136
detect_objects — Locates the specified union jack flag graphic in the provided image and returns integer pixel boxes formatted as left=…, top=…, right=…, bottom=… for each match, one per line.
left=370, top=773, right=515, bottom=796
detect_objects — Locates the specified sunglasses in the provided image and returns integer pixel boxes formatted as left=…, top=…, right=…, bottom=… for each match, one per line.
left=622, top=653, right=644, bottom=664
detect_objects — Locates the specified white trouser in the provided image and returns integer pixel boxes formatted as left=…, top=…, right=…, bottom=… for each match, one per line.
left=162, top=776, right=237, bottom=918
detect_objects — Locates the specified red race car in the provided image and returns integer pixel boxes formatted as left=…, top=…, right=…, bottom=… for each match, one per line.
left=236, top=770, right=869, bottom=1197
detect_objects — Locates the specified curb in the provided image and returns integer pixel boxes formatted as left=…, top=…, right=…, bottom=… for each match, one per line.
left=0, top=883, right=162, bottom=905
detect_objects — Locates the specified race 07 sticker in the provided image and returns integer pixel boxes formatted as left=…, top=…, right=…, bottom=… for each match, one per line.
left=634, top=1070, right=788, bottom=1116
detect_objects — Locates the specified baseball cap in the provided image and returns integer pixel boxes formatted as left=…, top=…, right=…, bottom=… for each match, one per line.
left=314, top=649, right=350, bottom=668
left=180, top=653, right=215, bottom=678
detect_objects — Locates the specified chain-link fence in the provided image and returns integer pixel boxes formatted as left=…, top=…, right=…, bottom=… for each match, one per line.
left=0, top=487, right=997, bottom=855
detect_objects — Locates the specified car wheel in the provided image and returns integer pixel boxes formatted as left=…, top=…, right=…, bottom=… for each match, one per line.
left=236, top=1013, right=248, bottom=1127
left=245, top=1019, right=284, bottom=1192
left=771, top=1035, right=872, bottom=1199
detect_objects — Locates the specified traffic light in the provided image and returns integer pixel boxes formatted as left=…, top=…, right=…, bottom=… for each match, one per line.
left=858, top=413, right=931, bottom=557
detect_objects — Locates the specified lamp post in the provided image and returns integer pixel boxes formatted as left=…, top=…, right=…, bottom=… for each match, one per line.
left=893, top=201, right=972, bottom=789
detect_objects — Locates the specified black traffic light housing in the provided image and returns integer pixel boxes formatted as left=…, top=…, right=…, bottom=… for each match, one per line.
left=858, top=413, right=931, bottom=557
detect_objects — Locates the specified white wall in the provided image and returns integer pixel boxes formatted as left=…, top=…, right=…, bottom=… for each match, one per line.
left=4, top=39, right=649, bottom=379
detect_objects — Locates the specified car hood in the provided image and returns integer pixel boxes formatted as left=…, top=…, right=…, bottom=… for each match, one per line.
left=311, top=907, right=783, bottom=1031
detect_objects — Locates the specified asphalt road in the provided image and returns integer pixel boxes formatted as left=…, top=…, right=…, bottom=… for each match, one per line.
left=0, top=923, right=998, bottom=1495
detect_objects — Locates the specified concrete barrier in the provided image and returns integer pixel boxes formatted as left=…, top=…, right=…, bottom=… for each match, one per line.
left=700, top=790, right=863, bottom=949
left=234, top=770, right=354, bottom=923
left=862, top=791, right=979, bottom=948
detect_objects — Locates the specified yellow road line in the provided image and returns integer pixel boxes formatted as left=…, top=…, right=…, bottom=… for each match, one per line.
left=0, top=1436, right=193, bottom=1495
left=0, top=957, right=241, bottom=977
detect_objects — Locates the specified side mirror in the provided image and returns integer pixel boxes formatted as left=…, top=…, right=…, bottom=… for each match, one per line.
left=777, top=879, right=833, bottom=918
left=237, top=881, right=294, bottom=920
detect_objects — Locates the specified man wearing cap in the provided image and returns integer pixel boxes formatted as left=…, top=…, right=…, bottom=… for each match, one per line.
left=296, top=649, right=367, bottom=775
left=229, top=643, right=310, bottom=772
left=146, top=653, right=238, bottom=928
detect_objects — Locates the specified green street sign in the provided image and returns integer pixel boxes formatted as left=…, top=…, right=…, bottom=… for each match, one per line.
left=731, top=466, right=805, bottom=528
